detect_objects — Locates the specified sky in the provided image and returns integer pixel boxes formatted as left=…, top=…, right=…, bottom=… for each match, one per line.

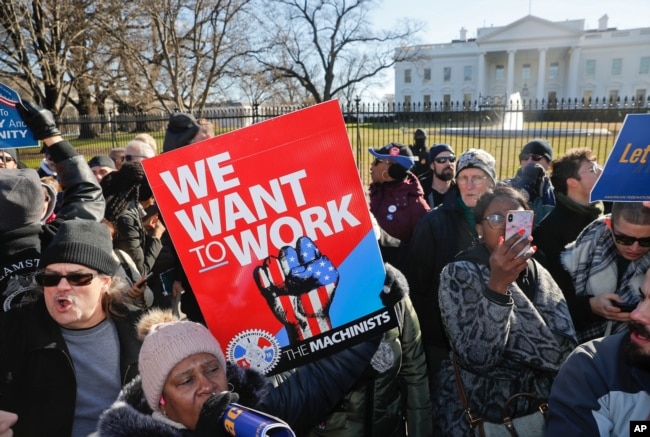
left=368, top=0, right=650, bottom=98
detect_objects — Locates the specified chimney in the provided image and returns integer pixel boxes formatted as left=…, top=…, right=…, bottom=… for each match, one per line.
left=598, top=14, right=608, bottom=31
left=460, top=27, right=467, bottom=41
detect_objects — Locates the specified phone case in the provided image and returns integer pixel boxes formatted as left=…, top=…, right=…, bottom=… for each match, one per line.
left=504, top=210, right=534, bottom=241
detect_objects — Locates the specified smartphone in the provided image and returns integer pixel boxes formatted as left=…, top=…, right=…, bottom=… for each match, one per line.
left=143, top=271, right=155, bottom=282
left=611, top=301, right=637, bottom=312
left=505, top=210, right=534, bottom=241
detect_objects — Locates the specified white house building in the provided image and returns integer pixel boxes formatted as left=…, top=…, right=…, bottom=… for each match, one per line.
left=394, top=15, right=650, bottom=107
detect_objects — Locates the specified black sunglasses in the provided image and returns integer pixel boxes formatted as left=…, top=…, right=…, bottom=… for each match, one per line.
left=611, top=231, right=650, bottom=248
left=434, top=155, right=456, bottom=164
left=519, top=153, right=544, bottom=162
left=1, top=155, right=15, bottom=163
left=35, top=272, right=97, bottom=287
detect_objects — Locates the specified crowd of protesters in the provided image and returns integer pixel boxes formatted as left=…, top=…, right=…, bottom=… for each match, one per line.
left=1, top=98, right=650, bottom=437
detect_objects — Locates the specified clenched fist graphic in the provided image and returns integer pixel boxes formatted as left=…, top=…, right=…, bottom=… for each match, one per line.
left=254, top=236, right=338, bottom=344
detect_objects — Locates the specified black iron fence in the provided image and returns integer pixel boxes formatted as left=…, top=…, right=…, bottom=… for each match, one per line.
left=20, top=97, right=648, bottom=186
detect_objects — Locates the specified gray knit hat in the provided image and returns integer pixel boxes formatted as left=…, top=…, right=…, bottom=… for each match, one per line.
left=0, top=169, right=44, bottom=232
left=40, top=220, right=119, bottom=275
left=456, top=148, right=497, bottom=184
left=138, top=314, right=225, bottom=411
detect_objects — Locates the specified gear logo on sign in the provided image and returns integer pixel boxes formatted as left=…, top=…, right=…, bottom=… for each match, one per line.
left=226, top=329, right=280, bottom=373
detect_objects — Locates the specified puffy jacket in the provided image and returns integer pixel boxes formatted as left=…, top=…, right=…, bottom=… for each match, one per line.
left=97, top=338, right=381, bottom=436
left=0, top=299, right=141, bottom=436
left=308, top=264, right=432, bottom=437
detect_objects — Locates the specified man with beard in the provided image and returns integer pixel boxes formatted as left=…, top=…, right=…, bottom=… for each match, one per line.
left=546, top=268, right=650, bottom=435
left=418, top=144, right=456, bottom=208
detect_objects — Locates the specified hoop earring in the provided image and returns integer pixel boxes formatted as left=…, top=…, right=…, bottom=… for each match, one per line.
left=228, top=383, right=235, bottom=393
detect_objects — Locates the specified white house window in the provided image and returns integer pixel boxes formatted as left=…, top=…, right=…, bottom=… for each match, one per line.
left=423, top=94, right=431, bottom=110
left=424, top=68, right=431, bottom=81
left=549, top=62, right=559, bottom=79
left=495, top=65, right=504, bottom=81
left=464, top=66, right=472, bottom=81
left=404, top=69, right=412, bottom=83
left=443, top=67, right=451, bottom=82
left=612, top=58, right=622, bottom=76
left=522, top=64, right=531, bottom=80
left=640, top=57, right=650, bottom=74
left=585, top=60, right=596, bottom=79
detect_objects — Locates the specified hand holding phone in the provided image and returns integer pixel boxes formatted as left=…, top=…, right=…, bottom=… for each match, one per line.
left=611, top=300, right=637, bottom=312
left=504, top=210, right=534, bottom=258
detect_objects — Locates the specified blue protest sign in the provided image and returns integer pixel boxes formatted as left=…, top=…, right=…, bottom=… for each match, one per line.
left=591, top=114, right=650, bottom=202
left=0, top=83, right=38, bottom=148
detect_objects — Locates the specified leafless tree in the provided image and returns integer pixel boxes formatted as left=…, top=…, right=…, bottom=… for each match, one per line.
left=252, top=0, right=424, bottom=104
left=0, top=0, right=91, bottom=114
left=97, top=0, right=259, bottom=113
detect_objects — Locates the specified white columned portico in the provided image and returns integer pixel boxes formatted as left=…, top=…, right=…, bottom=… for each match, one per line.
left=477, top=52, right=486, bottom=99
left=567, top=47, right=581, bottom=100
left=507, top=50, right=516, bottom=96
left=537, top=48, right=547, bottom=100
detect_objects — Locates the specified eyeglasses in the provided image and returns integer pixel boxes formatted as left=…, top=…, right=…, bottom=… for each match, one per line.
left=0, top=155, right=15, bottom=163
left=579, top=163, right=602, bottom=175
left=434, top=155, right=456, bottom=164
left=456, top=175, right=488, bottom=186
left=34, top=272, right=97, bottom=287
left=482, top=214, right=506, bottom=229
left=373, top=158, right=390, bottom=166
left=610, top=229, right=650, bottom=247
left=519, top=153, right=544, bottom=162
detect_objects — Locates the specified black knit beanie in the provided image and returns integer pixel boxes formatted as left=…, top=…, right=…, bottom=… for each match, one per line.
left=162, top=113, right=201, bottom=153
left=0, top=169, right=44, bottom=232
left=41, top=220, right=119, bottom=275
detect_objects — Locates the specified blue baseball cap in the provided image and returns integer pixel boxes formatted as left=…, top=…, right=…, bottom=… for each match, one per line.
left=368, top=143, right=415, bottom=171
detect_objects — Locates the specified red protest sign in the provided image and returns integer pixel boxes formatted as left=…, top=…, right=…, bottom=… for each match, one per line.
left=142, top=101, right=392, bottom=374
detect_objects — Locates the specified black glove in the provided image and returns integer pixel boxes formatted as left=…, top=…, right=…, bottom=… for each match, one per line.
left=379, top=263, right=408, bottom=307
left=194, top=390, right=240, bottom=437
left=16, top=100, right=61, bottom=140
left=511, top=163, right=545, bottom=201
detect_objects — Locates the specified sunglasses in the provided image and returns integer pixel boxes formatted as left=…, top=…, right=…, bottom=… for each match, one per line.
left=482, top=214, right=506, bottom=230
left=373, top=158, right=389, bottom=166
left=519, top=153, right=544, bottom=162
left=34, top=272, right=97, bottom=287
left=611, top=231, right=650, bottom=247
left=1, top=155, right=15, bottom=163
left=434, top=155, right=456, bottom=164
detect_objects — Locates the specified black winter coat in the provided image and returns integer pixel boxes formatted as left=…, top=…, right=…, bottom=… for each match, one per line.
left=406, top=186, right=477, bottom=379
left=0, top=299, right=141, bottom=436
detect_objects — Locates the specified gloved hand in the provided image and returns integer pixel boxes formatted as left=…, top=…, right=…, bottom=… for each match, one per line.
left=16, top=100, right=61, bottom=140
left=194, top=390, right=240, bottom=437
left=379, top=263, right=408, bottom=307
left=511, top=163, right=545, bottom=201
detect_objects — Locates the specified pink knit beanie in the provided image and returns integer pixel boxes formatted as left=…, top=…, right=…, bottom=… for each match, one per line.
left=138, top=311, right=225, bottom=411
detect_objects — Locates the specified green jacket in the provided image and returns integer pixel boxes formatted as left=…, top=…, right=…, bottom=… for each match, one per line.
left=308, top=265, right=433, bottom=437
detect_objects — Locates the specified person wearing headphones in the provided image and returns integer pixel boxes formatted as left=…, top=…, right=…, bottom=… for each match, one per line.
left=368, top=143, right=430, bottom=246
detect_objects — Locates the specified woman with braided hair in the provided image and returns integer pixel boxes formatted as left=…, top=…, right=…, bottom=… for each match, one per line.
left=101, top=161, right=165, bottom=276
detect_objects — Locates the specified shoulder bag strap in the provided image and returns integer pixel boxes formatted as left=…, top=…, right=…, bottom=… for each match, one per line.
left=452, top=354, right=486, bottom=436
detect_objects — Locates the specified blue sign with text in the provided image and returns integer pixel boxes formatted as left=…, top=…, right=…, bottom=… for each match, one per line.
left=0, top=83, right=38, bottom=148
left=591, top=114, right=650, bottom=202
